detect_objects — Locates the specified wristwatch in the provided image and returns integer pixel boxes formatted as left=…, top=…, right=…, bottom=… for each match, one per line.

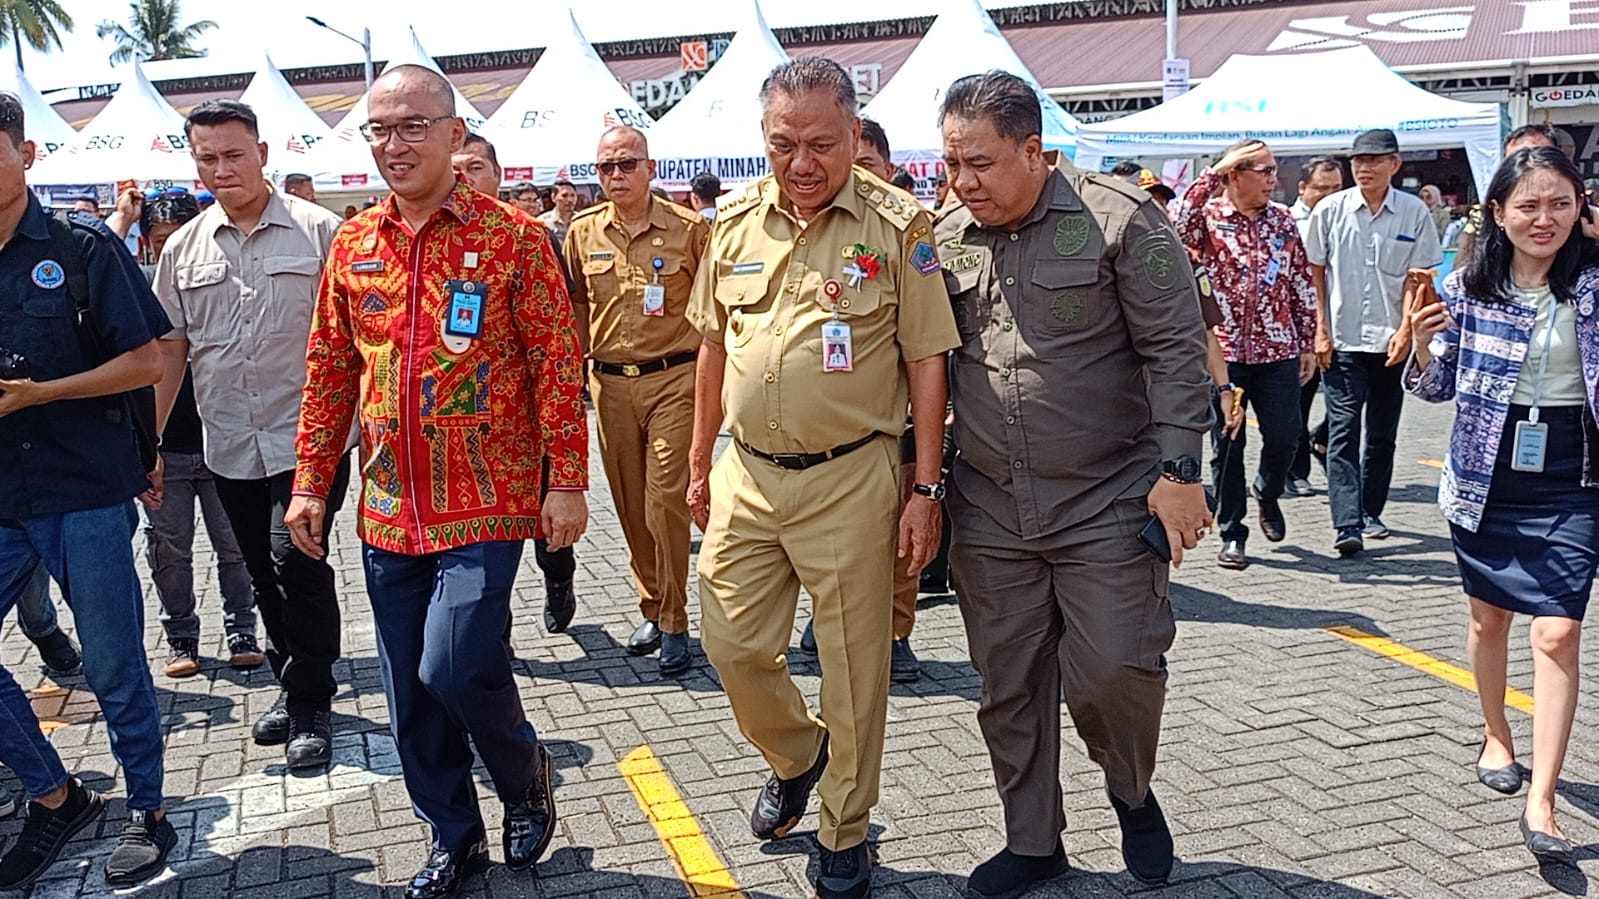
left=1160, top=455, right=1202, bottom=485
left=912, top=481, right=947, bottom=502
left=1212, top=381, right=1237, bottom=397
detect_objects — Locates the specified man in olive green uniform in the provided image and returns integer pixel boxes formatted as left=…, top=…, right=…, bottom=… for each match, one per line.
left=934, top=72, right=1213, bottom=898
left=686, top=58, right=958, bottom=899
left=564, top=126, right=710, bottom=676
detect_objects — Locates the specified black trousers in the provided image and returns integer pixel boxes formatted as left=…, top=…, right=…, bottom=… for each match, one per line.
left=1210, top=359, right=1303, bottom=543
left=1290, top=370, right=1324, bottom=481
left=534, top=538, right=574, bottom=581
left=213, top=454, right=351, bottom=708
left=1323, top=351, right=1405, bottom=530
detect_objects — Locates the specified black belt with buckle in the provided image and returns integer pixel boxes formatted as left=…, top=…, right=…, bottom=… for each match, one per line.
left=592, top=351, right=698, bottom=378
left=738, top=433, right=879, bottom=471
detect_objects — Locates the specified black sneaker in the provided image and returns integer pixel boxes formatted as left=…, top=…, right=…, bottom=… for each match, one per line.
left=968, top=843, right=1070, bottom=899
left=815, top=840, right=875, bottom=899
left=28, top=628, right=80, bottom=676
left=1109, top=789, right=1173, bottom=886
left=227, top=634, right=266, bottom=670
left=253, top=693, right=291, bottom=745
left=164, top=638, right=201, bottom=678
left=104, top=809, right=177, bottom=885
left=1334, top=526, right=1365, bottom=557
left=285, top=707, right=333, bottom=771
left=0, top=777, right=105, bottom=890
left=750, top=733, right=828, bottom=840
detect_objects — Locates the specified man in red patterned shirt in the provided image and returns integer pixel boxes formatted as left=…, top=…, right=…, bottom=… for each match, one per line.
left=285, top=66, right=588, bottom=899
left=1175, top=139, right=1317, bottom=570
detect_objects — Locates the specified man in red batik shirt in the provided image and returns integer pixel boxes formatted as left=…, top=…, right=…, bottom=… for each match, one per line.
left=285, top=65, right=588, bottom=899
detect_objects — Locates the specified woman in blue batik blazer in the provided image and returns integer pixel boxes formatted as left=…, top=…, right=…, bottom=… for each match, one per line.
left=1405, top=147, right=1599, bottom=864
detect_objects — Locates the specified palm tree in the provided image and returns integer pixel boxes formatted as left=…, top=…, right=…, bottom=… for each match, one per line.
left=95, top=0, right=216, bottom=64
left=0, top=0, right=74, bottom=71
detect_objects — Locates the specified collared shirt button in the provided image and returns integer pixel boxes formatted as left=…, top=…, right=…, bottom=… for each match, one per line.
left=768, top=421, right=779, bottom=430
left=20, top=442, right=30, bottom=450
left=1008, top=233, right=1019, bottom=242
left=1005, top=415, right=1015, bottom=424
left=1004, top=276, right=1015, bottom=286
left=764, top=372, right=776, bottom=383
left=786, top=282, right=798, bottom=293
left=797, top=237, right=808, bottom=246
left=1013, top=460, right=1024, bottom=469
left=773, top=326, right=783, bottom=336
left=1002, top=321, right=1014, bottom=331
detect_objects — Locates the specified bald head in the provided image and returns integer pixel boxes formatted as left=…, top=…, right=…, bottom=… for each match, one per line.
left=373, top=65, right=455, bottom=117
left=597, top=125, right=649, bottom=158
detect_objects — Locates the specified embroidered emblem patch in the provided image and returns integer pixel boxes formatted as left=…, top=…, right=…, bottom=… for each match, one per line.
left=31, top=260, right=64, bottom=290
left=1134, top=232, right=1179, bottom=291
left=1053, top=216, right=1090, bottom=256
left=911, top=242, right=940, bottom=275
left=361, top=293, right=388, bottom=314
left=1051, top=290, right=1086, bottom=324
left=944, top=252, right=984, bottom=274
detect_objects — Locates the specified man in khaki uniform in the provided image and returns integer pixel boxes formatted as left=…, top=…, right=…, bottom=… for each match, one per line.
left=564, top=126, right=709, bottom=676
left=934, top=72, right=1212, bottom=898
left=686, top=58, right=958, bottom=899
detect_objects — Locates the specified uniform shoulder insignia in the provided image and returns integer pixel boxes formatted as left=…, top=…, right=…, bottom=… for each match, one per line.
left=716, top=179, right=766, bottom=220
left=871, top=191, right=918, bottom=229
left=1081, top=171, right=1151, bottom=206
left=63, top=209, right=116, bottom=239
left=662, top=201, right=706, bottom=227
left=571, top=204, right=606, bottom=222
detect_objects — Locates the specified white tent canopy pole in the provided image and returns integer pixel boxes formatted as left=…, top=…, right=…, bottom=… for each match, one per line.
left=1074, top=46, right=1501, bottom=198
left=481, top=9, right=654, bottom=185
left=646, top=0, right=790, bottom=192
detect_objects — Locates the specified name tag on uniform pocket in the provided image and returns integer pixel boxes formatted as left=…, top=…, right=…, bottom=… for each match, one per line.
left=1511, top=420, right=1548, bottom=472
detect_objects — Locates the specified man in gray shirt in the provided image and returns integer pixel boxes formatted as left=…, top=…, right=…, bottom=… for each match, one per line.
left=1305, top=129, right=1442, bottom=555
left=152, top=99, right=347, bottom=771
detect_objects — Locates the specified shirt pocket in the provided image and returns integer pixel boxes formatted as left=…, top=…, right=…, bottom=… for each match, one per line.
left=1028, top=259, right=1101, bottom=336
left=263, top=255, right=323, bottom=338
left=581, top=254, right=620, bottom=302
left=1376, top=237, right=1418, bottom=278
left=18, top=290, right=78, bottom=379
left=717, top=278, right=765, bottom=348
left=174, top=261, right=230, bottom=348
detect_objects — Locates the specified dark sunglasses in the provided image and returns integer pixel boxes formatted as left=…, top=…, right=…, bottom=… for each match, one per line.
left=596, top=157, right=644, bottom=176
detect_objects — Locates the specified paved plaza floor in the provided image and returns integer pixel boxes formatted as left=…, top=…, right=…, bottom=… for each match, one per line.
left=3, top=394, right=1593, bottom=898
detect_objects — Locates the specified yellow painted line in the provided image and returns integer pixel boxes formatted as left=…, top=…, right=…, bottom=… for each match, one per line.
left=619, top=746, right=745, bottom=898
left=1325, top=626, right=1534, bottom=714
left=1419, top=458, right=1444, bottom=469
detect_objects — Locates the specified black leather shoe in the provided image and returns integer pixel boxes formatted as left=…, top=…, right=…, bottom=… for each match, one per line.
left=815, top=840, right=875, bottom=899
left=252, top=693, right=290, bottom=746
left=1475, top=741, right=1523, bottom=795
left=1283, top=476, right=1316, bottom=498
left=918, top=570, right=949, bottom=595
left=543, top=578, right=576, bottom=634
left=1217, top=540, right=1247, bottom=570
left=1109, top=789, right=1173, bottom=886
left=285, top=707, right=332, bottom=771
left=503, top=744, right=556, bottom=870
left=1520, top=815, right=1575, bottom=862
left=967, top=842, right=1069, bottom=899
left=890, top=639, right=920, bottom=683
left=28, top=628, right=81, bottom=676
left=1253, top=489, right=1286, bottom=543
left=659, top=632, right=692, bottom=676
left=798, top=620, right=817, bottom=654
left=627, top=620, right=661, bottom=655
left=750, top=733, right=829, bottom=840
left=405, top=841, right=489, bottom=899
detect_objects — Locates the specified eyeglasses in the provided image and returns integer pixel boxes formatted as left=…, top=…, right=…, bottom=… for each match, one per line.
left=1237, top=164, right=1278, bottom=176
left=596, top=157, right=644, bottom=176
left=359, top=116, right=455, bottom=144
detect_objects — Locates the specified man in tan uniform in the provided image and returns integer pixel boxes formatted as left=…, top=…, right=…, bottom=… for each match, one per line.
left=934, top=72, right=1213, bottom=897
left=686, top=58, right=958, bottom=899
left=564, top=126, right=709, bottom=676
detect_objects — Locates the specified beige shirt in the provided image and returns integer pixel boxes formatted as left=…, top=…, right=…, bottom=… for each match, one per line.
left=688, top=168, right=960, bottom=455
left=1511, top=286, right=1587, bottom=406
left=563, top=196, right=710, bottom=364
left=153, top=191, right=343, bottom=479
left=935, top=163, right=1212, bottom=539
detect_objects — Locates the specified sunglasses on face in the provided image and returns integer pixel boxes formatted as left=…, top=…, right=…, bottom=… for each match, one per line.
left=596, top=157, right=644, bottom=176
left=1237, top=164, right=1278, bottom=176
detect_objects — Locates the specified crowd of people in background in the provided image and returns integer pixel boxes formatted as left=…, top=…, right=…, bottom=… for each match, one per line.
left=1, top=48, right=1598, bottom=899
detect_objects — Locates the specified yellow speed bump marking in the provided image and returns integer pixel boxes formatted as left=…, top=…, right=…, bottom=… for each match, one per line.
left=619, top=746, right=745, bottom=898
left=1325, top=626, right=1534, bottom=714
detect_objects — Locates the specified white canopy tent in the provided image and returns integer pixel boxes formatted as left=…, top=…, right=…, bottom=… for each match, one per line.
left=860, top=0, right=1078, bottom=195
left=646, top=0, right=789, bottom=191
left=1075, top=46, right=1502, bottom=197
left=239, top=54, right=333, bottom=178
left=3, top=65, right=76, bottom=159
left=31, top=61, right=198, bottom=186
left=302, top=29, right=488, bottom=193
left=482, top=10, right=653, bottom=184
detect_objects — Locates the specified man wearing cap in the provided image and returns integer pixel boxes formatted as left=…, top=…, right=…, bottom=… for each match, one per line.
left=564, top=125, right=709, bottom=676
left=686, top=57, right=957, bottom=899
left=690, top=171, right=722, bottom=221
left=1135, top=169, right=1176, bottom=210
left=1305, top=128, right=1441, bottom=556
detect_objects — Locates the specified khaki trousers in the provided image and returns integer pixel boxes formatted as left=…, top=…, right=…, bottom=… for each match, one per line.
left=699, top=435, right=898, bottom=851
left=948, top=474, right=1175, bottom=856
left=891, top=463, right=917, bottom=639
left=589, top=363, right=695, bottom=634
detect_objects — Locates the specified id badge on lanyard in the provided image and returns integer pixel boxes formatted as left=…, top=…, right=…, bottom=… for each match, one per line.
left=1512, top=299, right=1559, bottom=473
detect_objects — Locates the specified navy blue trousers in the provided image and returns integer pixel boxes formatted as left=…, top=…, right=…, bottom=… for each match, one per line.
left=364, top=540, right=539, bottom=851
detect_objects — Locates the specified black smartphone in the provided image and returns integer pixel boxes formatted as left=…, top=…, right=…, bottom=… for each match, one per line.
left=1137, top=489, right=1218, bottom=563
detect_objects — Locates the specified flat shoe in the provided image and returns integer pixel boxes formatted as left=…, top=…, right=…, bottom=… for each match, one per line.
left=1475, top=741, right=1522, bottom=796
left=1520, top=815, right=1574, bottom=862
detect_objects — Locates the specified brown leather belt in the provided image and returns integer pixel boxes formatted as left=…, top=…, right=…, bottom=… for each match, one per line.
left=592, top=351, right=698, bottom=378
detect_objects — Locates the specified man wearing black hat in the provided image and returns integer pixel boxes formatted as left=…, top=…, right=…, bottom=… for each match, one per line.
left=1304, top=128, right=1441, bottom=556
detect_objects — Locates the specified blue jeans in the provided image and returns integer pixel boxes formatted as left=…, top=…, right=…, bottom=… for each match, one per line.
left=1323, top=351, right=1405, bottom=531
left=0, top=502, right=164, bottom=808
left=1210, top=358, right=1304, bottom=543
left=364, top=540, right=539, bottom=850
left=13, top=563, right=58, bottom=639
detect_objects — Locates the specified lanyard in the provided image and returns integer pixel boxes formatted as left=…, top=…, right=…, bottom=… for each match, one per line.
left=1527, top=292, right=1558, bottom=425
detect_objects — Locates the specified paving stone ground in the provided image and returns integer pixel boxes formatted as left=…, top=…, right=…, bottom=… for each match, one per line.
left=3, top=393, right=1594, bottom=899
